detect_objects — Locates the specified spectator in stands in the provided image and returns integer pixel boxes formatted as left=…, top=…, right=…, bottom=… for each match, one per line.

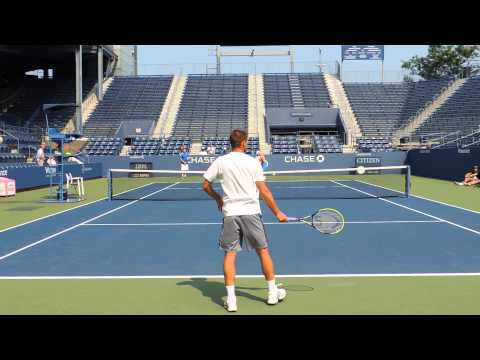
left=207, top=144, right=216, bottom=155
left=36, top=143, right=46, bottom=166
left=46, top=154, right=57, bottom=167
left=179, top=146, right=190, bottom=177
left=455, top=166, right=479, bottom=186
left=199, top=147, right=208, bottom=156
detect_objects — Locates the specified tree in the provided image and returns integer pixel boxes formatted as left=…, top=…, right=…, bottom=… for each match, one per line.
left=402, top=45, right=480, bottom=80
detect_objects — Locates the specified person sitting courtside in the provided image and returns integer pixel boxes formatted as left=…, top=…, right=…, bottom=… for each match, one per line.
left=455, top=165, right=479, bottom=186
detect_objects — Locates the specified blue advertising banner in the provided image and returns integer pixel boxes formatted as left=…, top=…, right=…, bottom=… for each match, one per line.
left=91, top=152, right=407, bottom=177
left=0, top=163, right=103, bottom=190
left=342, top=45, right=384, bottom=61
left=406, top=148, right=480, bottom=181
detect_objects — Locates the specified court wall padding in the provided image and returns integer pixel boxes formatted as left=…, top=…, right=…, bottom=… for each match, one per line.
left=406, top=148, right=480, bottom=181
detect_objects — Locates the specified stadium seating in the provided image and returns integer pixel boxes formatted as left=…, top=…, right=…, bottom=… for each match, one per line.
left=200, top=137, right=259, bottom=155
left=127, top=137, right=191, bottom=156
left=157, top=137, right=191, bottom=155
left=84, top=76, right=173, bottom=137
left=263, top=73, right=331, bottom=108
left=171, top=74, right=249, bottom=141
left=5, top=75, right=97, bottom=129
left=414, top=76, right=480, bottom=136
left=271, top=134, right=343, bottom=154
left=356, top=136, right=393, bottom=152
left=83, top=137, right=123, bottom=156
left=128, top=137, right=162, bottom=156
left=313, top=135, right=343, bottom=153
left=344, top=79, right=451, bottom=138
left=0, top=122, right=41, bottom=163
left=0, top=152, right=27, bottom=164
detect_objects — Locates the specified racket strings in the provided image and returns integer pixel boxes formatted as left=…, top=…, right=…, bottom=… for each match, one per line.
left=312, top=210, right=344, bottom=234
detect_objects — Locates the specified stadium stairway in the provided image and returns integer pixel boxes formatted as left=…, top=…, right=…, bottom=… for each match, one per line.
left=392, top=77, right=466, bottom=143
left=63, top=76, right=115, bottom=134
left=248, top=75, right=258, bottom=137
left=287, top=74, right=305, bottom=109
left=157, top=75, right=187, bottom=137
left=254, top=74, right=269, bottom=154
left=248, top=74, right=270, bottom=154
left=323, top=73, right=362, bottom=147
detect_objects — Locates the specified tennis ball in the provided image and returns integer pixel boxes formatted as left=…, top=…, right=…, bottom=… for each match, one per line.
left=0, top=136, right=3, bottom=145
left=356, top=166, right=366, bottom=175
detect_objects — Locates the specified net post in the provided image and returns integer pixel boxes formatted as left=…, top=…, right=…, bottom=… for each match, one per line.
left=405, top=165, right=411, bottom=198
left=107, top=169, right=112, bottom=201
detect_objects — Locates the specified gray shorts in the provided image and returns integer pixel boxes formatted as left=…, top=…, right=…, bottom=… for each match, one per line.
left=219, top=214, right=268, bottom=252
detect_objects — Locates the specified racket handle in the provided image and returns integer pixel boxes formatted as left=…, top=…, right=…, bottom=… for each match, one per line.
left=287, top=217, right=300, bottom=222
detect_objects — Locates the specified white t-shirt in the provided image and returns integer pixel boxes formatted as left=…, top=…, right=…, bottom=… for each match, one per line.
left=203, top=151, right=265, bottom=217
left=36, top=148, right=45, bottom=165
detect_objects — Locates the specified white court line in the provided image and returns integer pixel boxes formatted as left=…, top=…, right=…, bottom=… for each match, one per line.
left=82, top=220, right=443, bottom=226
left=0, top=183, right=179, bottom=262
left=355, top=179, right=480, bottom=215
left=331, top=180, right=480, bottom=236
left=0, top=181, right=156, bottom=234
left=0, top=272, right=480, bottom=280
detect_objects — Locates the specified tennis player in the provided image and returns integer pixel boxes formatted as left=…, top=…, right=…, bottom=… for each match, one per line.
left=179, top=146, right=189, bottom=177
left=202, top=129, right=288, bottom=312
left=256, top=150, right=269, bottom=171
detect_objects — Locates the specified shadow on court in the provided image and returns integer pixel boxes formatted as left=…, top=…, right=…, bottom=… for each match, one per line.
left=177, top=278, right=315, bottom=309
left=177, top=278, right=266, bottom=308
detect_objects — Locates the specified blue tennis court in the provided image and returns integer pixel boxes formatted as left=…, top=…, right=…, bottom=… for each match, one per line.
left=0, top=178, right=479, bottom=278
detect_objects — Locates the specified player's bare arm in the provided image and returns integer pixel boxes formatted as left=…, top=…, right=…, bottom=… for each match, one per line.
left=256, top=181, right=288, bottom=222
left=202, top=179, right=223, bottom=211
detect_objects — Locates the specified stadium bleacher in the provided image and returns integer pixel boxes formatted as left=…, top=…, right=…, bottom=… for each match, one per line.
left=84, top=76, right=173, bottom=138
left=171, top=74, right=249, bottom=141
left=84, top=137, right=123, bottom=156
left=6, top=75, right=97, bottom=130
left=158, top=137, right=191, bottom=155
left=344, top=79, right=451, bottom=138
left=271, top=134, right=343, bottom=154
left=356, top=136, right=393, bottom=152
left=263, top=73, right=331, bottom=108
left=413, top=76, right=480, bottom=136
left=313, top=135, right=343, bottom=153
left=201, top=137, right=259, bottom=155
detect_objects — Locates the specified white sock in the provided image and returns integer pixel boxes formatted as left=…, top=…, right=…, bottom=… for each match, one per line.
left=267, top=279, right=277, bottom=293
left=226, top=285, right=236, bottom=300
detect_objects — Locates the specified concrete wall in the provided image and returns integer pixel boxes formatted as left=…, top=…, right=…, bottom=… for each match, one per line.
left=1, top=163, right=102, bottom=190
left=113, top=45, right=137, bottom=76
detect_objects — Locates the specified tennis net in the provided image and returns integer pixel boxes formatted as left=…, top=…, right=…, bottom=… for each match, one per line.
left=108, top=165, right=411, bottom=201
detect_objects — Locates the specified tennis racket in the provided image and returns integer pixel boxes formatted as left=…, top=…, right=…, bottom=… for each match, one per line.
left=287, top=208, right=345, bottom=235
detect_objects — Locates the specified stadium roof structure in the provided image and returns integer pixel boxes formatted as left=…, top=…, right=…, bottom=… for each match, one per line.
left=0, top=45, right=115, bottom=70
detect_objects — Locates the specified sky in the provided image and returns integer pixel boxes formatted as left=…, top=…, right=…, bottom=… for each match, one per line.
left=138, top=45, right=429, bottom=81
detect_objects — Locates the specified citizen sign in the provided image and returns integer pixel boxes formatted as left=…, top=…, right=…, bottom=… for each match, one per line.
left=284, top=155, right=325, bottom=163
left=189, top=156, right=217, bottom=164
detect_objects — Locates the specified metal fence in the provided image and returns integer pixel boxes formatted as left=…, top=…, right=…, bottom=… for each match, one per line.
left=138, top=61, right=414, bottom=83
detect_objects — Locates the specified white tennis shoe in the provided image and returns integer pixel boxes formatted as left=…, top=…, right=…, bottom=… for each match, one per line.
left=224, top=297, right=237, bottom=312
left=267, top=284, right=287, bottom=305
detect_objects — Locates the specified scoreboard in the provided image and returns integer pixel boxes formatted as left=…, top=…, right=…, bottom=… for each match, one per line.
left=342, top=45, right=384, bottom=61
left=129, top=162, right=153, bottom=177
